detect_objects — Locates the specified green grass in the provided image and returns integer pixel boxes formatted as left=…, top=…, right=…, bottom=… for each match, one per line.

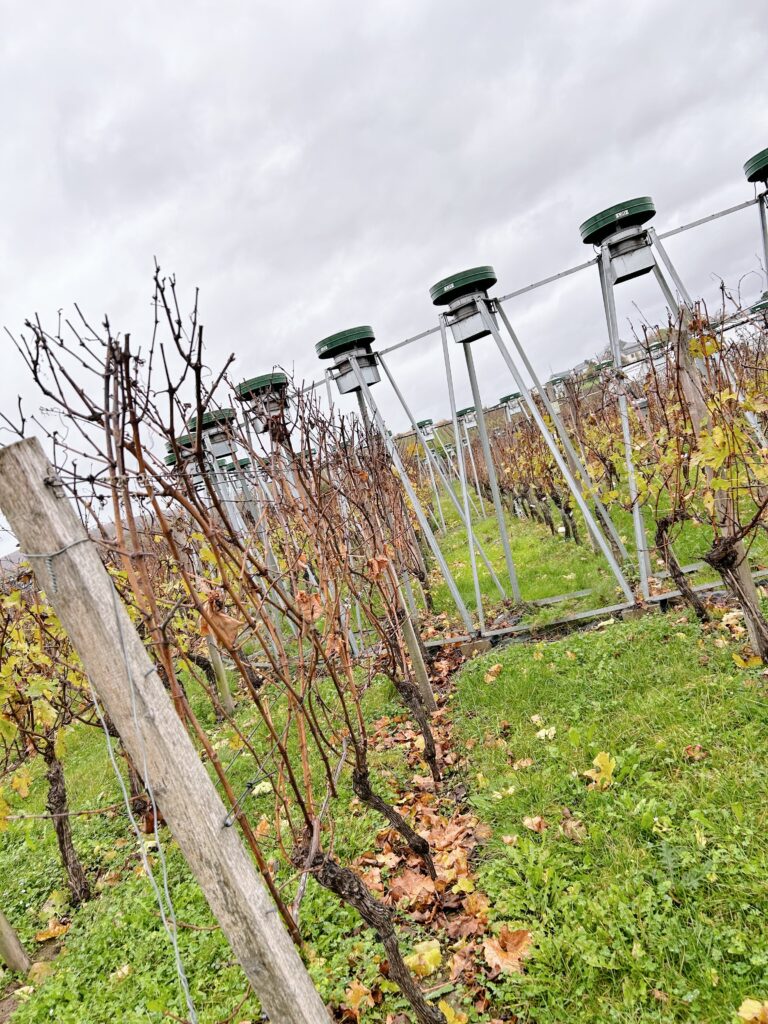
left=428, top=490, right=622, bottom=626
left=453, top=609, right=768, bottom=1022
left=426, top=486, right=768, bottom=632
left=2, top=603, right=768, bottom=1021
left=0, top=672, right=428, bottom=1023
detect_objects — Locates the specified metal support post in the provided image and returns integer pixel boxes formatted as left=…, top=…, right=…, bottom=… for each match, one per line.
left=495, top=302, right=629, bottom=562
left=377, top=353, right=505, bottom=597
left=477, top=296, right=636, bottom=605
left=597, top=254, right=651, bottom=600
left=463, top=342, right=521, bottom=602
left=759, top=193, right=768, bottom=283
left=347, top=355, right=476, bottom=634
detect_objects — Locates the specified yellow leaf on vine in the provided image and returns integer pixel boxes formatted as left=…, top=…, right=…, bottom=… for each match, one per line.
left=11, top=766, right=32, bottom=799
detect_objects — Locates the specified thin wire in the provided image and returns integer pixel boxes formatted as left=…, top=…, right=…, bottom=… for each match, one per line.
left=88, top=672, right=198, bottom=1022
left=22, top=538, right=90, bottom=593
left=107, top=583, right=199, bottom=1022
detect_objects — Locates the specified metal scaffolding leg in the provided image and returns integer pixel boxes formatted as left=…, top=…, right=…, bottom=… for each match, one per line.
left=432, top=431, right=482, bottom=518
left=439, top=319, right=487, bottom=627
left=648, top=228, right=694, bottom=308
left=463, top=342, right=521, bottom=602
left=462, top=419, right=487, bottom=515
left=597, top=254, right=651, bottom=600
left=477, top=296, right=636, bottom=606
left=347, top=355, right=476, bottom=634
left=377, top=352, right=505, bottom=598
left=423, top=444, right=446, bottom=531
left=495, top=302, right=629, bottom=562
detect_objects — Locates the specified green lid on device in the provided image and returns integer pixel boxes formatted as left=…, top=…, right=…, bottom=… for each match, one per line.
left=236, top=372, right=288, bottom=398
left=429, top=266, right=497, bottom=306
left=315, top=326, right=375, bottom=359
left=187, top=408, right=236, bottom=431
left=579, top=197, right=656, bottom=246
left=744, top=147, right=768, bottom=184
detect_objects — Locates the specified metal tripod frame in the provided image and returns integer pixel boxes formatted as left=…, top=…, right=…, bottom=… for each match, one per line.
left=470, top=298, right=636, bottom=606
left=345, top=354, right=477, bottom=634
left=594, top=220, right=766, bottom=600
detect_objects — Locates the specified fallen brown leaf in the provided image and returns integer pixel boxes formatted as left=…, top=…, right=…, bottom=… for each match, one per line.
left=483, top=926, right=532, bottom=976
left=560, top=807, right=587, bottom=844
left=35, top=919, right=70, bottom=942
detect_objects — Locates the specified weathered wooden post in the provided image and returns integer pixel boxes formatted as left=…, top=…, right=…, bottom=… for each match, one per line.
left=0, top=438, right=329, bottom=1024
left=0, top=909, right=31, bottom=974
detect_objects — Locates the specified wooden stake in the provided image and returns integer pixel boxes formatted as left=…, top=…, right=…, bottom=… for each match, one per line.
left=0, top=439, right=328, bottom=1024
left=0, top=909, right=31, bottom=974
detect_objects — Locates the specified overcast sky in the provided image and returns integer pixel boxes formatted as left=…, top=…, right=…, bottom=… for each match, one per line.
left=1, top=0, right=767, bottom=552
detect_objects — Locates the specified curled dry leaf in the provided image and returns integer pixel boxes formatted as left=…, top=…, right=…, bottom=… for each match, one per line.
left=324, top=631, right=346, bottom=658
left=483, top=926, right=532, bottom=976
left=109, top=963, right=132, bottom=983
left=523, top=815, right=549, bottom=834
left=34, top=919, right=70, bottom=942
left=530, top=714, right=544, bottom=725
left=388, top=869, right=435, bottom=907
left=411, top=774, right=436, bottom=792
left=484, top=664, right=503, bottom=684
left=535, top=727, right=556, bottom=741
left=345, top=979, right=375, bottom=1018
left=199, top=589, right=243, bottom=647
left=560, top=807, right=587, bottom=844
left=464, top=891, right=490, bottom=921
left=296, top=590, right=323, bottom=623
left=683, top=743, right=709, bottom=762
left=449, top=945, right=477, bottom=983
left=511, top=757, right=534, bottom=771
left=366, top=554, right=390, bottom=579
left=738, top=999, right=768, bottom=1023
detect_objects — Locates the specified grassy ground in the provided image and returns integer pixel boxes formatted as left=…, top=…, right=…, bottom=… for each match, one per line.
left=2, top=603, right=767, bottom=1022
left=426, top=487, right=768, bottom=631
left=455, top=610, right=768, bottom=1022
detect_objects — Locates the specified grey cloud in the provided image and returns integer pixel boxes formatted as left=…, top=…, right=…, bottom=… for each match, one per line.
left=1, top=0, right=767, bottom=523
